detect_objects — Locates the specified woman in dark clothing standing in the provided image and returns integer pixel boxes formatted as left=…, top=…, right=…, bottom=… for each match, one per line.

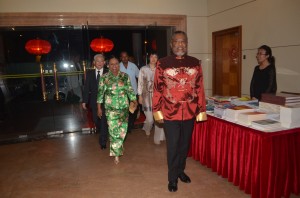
left=250, top=45, right=277, bottom=100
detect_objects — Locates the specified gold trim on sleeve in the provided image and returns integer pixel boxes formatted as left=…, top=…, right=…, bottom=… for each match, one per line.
left=196, top=112, right=207, bottom=122
left=153, top=111, right=164, bottom=121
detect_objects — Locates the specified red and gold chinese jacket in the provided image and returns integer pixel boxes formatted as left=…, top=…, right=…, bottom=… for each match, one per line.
left=152, top=55, right=206, bottom=121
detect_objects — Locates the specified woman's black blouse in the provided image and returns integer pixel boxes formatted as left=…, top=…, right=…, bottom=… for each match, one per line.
left=250, top=64, right=277, bottom=100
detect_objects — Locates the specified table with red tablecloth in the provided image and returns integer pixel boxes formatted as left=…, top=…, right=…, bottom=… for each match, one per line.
left=189, top=114, right=300, bottom=198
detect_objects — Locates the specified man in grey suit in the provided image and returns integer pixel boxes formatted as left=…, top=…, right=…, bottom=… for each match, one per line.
left=82, top=54, right=109, bottom=149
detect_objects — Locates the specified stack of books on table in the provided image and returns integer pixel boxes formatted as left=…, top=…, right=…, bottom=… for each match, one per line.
left=224, top=105, right=255, bottom=122
left=208, top=95, right=237, bottom=107
left=280, top=105, right=300, bottom=128
left=259, top=101, right=280, bottom=113
left=237, top=111, right=267, bottom=126
left=258, top=101, right=280, bottom=121
left=231, top=97, right=259, bottom=108
left=251, top=119, right=283, bottom=131
left=261, top=93, right=300, bottom=106
left=214, top=106, right=226, bottom=118
left=208, top=95, right=236, bottom=117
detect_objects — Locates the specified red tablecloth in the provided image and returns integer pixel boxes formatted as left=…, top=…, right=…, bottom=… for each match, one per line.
left=189, top=115, right=300, bottom=198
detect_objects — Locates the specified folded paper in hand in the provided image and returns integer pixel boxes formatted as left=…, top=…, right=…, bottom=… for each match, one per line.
left=129, top=102, right=137, bottom=113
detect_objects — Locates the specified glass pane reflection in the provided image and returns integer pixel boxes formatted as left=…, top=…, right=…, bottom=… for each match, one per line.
left=0, top=25, right=169, bottom=143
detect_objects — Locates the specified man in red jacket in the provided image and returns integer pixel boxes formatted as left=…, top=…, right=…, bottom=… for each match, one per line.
left=152, top=31, right=207, bottom=192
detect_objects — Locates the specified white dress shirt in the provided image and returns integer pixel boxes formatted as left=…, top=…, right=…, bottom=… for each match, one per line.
left=95, top=68, right=104, bottom=78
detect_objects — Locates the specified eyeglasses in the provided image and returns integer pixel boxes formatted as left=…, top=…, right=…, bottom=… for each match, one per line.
left=256, top=53, right=267, bottom=56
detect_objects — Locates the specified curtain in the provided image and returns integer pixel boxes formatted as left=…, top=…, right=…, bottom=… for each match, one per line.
left=189, top=115, right=300, bottom=198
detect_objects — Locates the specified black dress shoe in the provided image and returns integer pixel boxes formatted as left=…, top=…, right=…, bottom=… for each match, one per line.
left=178, top=172, right=191, bottom=183
left=100, top=145, right=106, bottom=150
left=168, top=181, right=178, bottom=192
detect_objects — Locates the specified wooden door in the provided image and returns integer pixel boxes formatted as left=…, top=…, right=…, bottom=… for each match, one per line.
left=213, top=26, right=242, bottom=97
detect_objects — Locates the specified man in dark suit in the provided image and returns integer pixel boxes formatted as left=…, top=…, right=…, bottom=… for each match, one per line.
left=82, top=54, right=109, bottom=149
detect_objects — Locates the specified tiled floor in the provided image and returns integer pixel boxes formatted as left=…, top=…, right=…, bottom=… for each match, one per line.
left=0, top=101, right=93, bottom=142
left=0, top=129, right=253, bottom=198
left=0, top=101, right=298, bottom=198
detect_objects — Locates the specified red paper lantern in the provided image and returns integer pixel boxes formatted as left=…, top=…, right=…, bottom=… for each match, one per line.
left=25, top=38, right=51, bottom=55
left=90, top=37, right=114, bottom=53
left=151, top=39, right=157, bottom=51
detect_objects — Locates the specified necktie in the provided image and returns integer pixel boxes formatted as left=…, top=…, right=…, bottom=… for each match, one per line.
left=97, top=71, right=100, bottom=82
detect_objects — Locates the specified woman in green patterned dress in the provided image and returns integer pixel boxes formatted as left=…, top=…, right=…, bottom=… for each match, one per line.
left=97, top=56, right=137, bottom=164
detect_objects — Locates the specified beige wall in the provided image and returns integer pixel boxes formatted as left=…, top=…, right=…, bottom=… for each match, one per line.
left=0, top=0, right=204, bottom=15
left=207, top=0, right=300, bottom=96
left=1, top=0, right=299, bottom=96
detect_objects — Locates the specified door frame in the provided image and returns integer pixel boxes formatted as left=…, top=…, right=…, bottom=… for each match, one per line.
left=0, top=12, right=186, bottom=31
left=212, top=26, right=242, bottom=96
